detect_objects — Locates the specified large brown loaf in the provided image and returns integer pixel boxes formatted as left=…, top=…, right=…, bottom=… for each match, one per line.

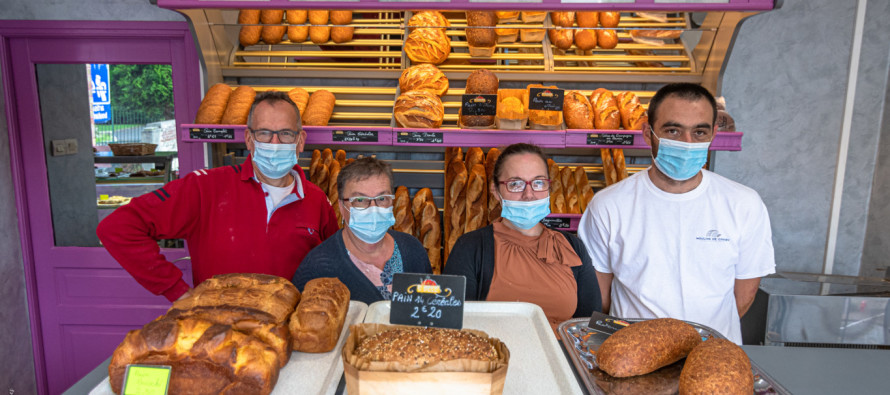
left=260, top=10, right=286, bottom=44
left=617, top=91, right=648, bottom=130
left=464, top=164, right=488, bottom=233
left=549, top=28, right=574, bottom=50
left=465, top=69, right=499, bottom=94
left=109, top=317, right=280, bottom=395
left=393, top=186, right=414, bottom=235
left=405, top=28, right=451, bottom=65
left=355, top=327, right=498, bottom=366
left=220, top=85, right=256, bottom=125
left=577, top=11, right=598, bottom=28
left=171, top=273, right=301, bottom=324
left=679, top=338, right=753, bottom=395
left=590, top=88, right=621, bottom=130
left=399, top=63, right=449, bottom=97
left=287, top=87, right=310, bottom=116
left=592, top=363, right=683, bottom=395
left=597, top=318, right=702, bottom=378
left=164, top=305, right=291, bottom=368
left=466, top=11, right=497, bottom=49
left=289, top=277, right=351, bottom=353
left=195, top=83, right=231, bottom=124
left=238, top=10, right=261, bottom=47
left=550, top=12, right=575, bottom=27
left=564, top=91, right=594, bottom=129
left=394, top=90, right=444, bottom=128
left=599, top=11, right=621, bottom=28
left=574, top=29, right=597, bottom=51
left=304, top=89, right=336, bottom=126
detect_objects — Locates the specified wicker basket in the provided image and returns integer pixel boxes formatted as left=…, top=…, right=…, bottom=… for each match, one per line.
left=108, top=143, right=157, bottom=156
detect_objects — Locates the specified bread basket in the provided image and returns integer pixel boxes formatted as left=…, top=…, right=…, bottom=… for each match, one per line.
left=108, top=143, right=157, bottom=156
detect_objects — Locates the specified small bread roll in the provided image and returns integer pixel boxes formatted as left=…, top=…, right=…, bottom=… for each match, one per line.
left=577, top=11, right=598, bottom=28
left=194, top=83, right=232, bottom=124
left=286, top=87, right=310, bottom=117
left=288, top=26, right=309, bottom=42
left=308, top=10, right=329, bottom=25
left=574, top=29, right=597, bottom=51
left=599, top=11, right=621, bottom=28
left=597, top=29, right=618, bottom=49
left=309, top=26, right=331, bottom=43
left=550, top=12, right=575, bottom=28
left=330, top=10, right=353, bottom=25
left=549, top=28, right=574, bottom=50
left=260, top=10, right=285, bottom=44
left=286, top=10, right=307, bottom=24
left=304, top=90, right=336, bottom=126
left=220, top=85, right=256, bottom=125
left=238, top=10, right=261, bottom=47
left=331, top=26, right=354, bottom=43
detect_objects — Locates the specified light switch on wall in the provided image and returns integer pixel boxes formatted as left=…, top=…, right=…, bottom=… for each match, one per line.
left=65, top=138, right=78, bottom=154
left=50, top=140, right=68, bottom=156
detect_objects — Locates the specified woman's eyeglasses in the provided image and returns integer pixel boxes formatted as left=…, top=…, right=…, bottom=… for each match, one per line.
left=341, top=195, right=395, bottom=209
left=498, top=178, right=551, bottom=193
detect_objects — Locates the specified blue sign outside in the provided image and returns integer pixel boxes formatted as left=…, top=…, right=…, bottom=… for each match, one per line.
left=90, top=64, right=111, bottom=124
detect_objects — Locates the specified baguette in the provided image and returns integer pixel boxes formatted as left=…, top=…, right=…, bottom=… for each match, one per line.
left=304, top=90, right=336, bottom=126
left=443, top=147, right=462, bottom=262
left=238, top=10, right=262, bottom=47
left=601, top=148, right=618, bottom=186
left=561, top=166, right=581, bottom=214
left=328, top=161, right=342, bottom=226
left=419, top=200, right=442, bottom=274
left=464, top=147, right=485, bottom=171
left=596, top=318, right=702, bottom=378
left=464, top=164, right=488, bottom=233
left=315, top=163, right=330, bottom=195
left=321, top=148, right=333, bottom=168
left=679, top=338, right=753, bottom=395
left=194, top=83, right=232, bottom=124
left=220, top=85, right=256, bottom=125
left=446, top=159, right=468, bottom=258
left=393, top=186, right=414, bottom=235
left=548, top=161, right=566, bottom=214
left=590, top=88, right=621, bottom=130
left=574, top=166, right=594, bottom=212
left=288, top=277, right=351, bottom=353
left=260, top=10, right=286, bottom=44
left=563, top=91, right=594, bottom=129
left=484, top=148, right=501, bottom=222
left=335, top=149, right=346, bottom=168
left=309, top=149, right=322, bottom=185
left=612, top=149, right=629, bottom=181
left=412, top=187, right=434, bottom=238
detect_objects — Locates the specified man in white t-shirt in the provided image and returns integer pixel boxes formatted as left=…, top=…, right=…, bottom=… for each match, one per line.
left=577, top=83, right=775, bottom=344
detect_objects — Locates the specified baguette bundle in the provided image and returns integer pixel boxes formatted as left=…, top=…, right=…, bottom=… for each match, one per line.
left=393, top=186, right=414, bottom=235
left=561, top=166, right=581, bottom=214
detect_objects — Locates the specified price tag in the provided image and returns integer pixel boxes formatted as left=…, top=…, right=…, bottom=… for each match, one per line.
left=390, top=273, right=466, bottom=329
left=587, top=133, right=634, bottom=146
left=332, top=130, right=379, bottom=143
left=396, top=131, right=444, bottom=144
left=528, top=88, right=564, bottom=112
left=586, top=311, right=631, bottom=335
left=541, top=216, right=571, bottom=229
left=121, top=364, right=171, bottom=395
left=189, top=127, right=235, bottom=140
left=460, top=94, right=498, bottom=116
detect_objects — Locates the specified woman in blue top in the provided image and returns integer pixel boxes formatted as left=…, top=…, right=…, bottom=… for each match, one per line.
left=292, top=157, right=432, bottom=304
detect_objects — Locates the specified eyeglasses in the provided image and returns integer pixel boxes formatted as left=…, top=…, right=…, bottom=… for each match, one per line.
left=341, top=195, right=395, bottom=210
left=498, top=178, right=550, bottom=193
left=248, top=128, right=300, bottom=144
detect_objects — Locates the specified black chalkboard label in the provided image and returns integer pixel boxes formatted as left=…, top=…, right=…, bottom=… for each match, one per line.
left=461, top=94, right=498, bottom=116
left=587, top=133, right=634, bottom=146
left=586, top=311, right=631, bottom=335
left=528, top=88, right=565, bottom=111
left=332, top=130, right=379, bottom=143
left=541, top=216, right=571, bottom=229
left=390, top=273, right=466, bottom=329
left=396, top=131, right=444, bottom=144
left=189, top=127, right=235, bottom=140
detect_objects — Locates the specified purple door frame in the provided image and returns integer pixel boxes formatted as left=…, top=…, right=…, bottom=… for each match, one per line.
left=0, top=21, right=203, bottom=394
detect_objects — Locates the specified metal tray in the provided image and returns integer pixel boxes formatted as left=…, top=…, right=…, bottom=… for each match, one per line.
left=558, top=317, right=791, bottom=395
left=364, top=300, right=583, bottom=395
left=89, top=300, right=369, bottom=395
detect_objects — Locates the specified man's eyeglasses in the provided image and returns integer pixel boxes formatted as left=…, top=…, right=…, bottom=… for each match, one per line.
left=498, top=178, right=551, bottom=193
left=248, top=128, right=300, bottom=144
left=341, top=195, right=395, bottom=210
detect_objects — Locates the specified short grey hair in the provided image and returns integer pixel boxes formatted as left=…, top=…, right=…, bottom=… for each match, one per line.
left=337, top=157, right=394, bottom=196
left=246, top=90, right=302, bottom=129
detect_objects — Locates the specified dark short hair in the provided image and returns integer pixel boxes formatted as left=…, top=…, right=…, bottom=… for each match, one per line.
left=337, top=157, right=394, bottom=196
left=246, top=90, right=302, bottom=129
left=647, top=83, right=717, bottom=128
left=491, top=143, right=549, bottom=184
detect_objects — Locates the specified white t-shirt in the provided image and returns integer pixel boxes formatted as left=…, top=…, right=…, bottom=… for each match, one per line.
left=259, top=170, right=304, bottom=222
left=577, top=168, right=775, bottom=344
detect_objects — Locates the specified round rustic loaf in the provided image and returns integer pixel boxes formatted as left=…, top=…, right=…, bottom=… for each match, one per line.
left=405, top=28, right=451, bottom=65
left=394, top=90, right=444, bottom=128
left=399, top=64, right=449, bottom=97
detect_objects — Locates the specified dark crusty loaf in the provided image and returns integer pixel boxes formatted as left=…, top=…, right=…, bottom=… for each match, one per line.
left=355, top=327, right=498, bottom=367
left=171, top=273, right=300, bottom=324
left=679, top=337, right=753, bottom=395
left=596, top=318, right=702, bottom=377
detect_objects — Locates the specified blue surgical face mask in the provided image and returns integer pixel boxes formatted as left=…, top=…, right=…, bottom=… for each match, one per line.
left=499, top=194, right=551, bottom=230
left=651, top=132, right=711, bottom=181
left=253, top=141, right=297, bottom=179
left=348, top=206, right=396, bottom=244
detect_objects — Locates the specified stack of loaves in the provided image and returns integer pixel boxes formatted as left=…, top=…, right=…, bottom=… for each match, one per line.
left=194, top=84, right=335, bottom=126
left=107, top=274, right=350, bottom=395
left=547, top=160, right=594, bottom=215
left=309, top=148, right=350, bottom=227
left=404, top=11, right=452, bottom=65
left=238, top=9, right=354, bottom=46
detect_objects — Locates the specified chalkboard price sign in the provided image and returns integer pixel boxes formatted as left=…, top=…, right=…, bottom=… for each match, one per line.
left=390, top=273, right=466, bottom=329
left=396, top=131, right=444, bottom=144
left=586, top=311, right=631, bottom=335
left=587, top=133, right=635, bottom=146
left=541, top=216, right=571, bottom=229
left=189, top=127, right=235, bottom=140
left=332, top=130, right=379, bottom=143
left=528, top=88, right=565, bottom=111
left=460, top=94, right=498, bottom=116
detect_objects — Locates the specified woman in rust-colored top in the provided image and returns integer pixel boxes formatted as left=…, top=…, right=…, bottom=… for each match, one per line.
left=445, top=143, right=602, bottom=332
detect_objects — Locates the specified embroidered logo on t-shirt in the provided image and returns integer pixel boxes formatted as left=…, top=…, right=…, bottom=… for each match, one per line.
left=696, top=229, right=730, bottom=242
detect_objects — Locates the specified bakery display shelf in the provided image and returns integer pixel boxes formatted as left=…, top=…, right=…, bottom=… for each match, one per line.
left=90, top=300, right=370, bottom=395
left=565, top=130, right=742, bottom=151
left=363, top=300, right=584, bottom=395
left=393, top=128, right=566, bottom=149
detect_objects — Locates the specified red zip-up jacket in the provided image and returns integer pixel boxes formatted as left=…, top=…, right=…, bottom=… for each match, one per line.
left=96, top=156, right=339, bottom=301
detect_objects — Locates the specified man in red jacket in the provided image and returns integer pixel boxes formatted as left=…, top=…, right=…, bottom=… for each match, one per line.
left=97, top=91, right=339, bottom=302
